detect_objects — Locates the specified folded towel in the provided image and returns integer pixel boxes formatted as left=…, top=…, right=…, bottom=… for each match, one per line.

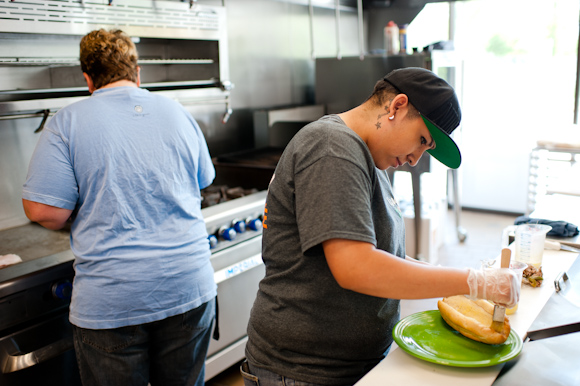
left=514, top=216, right=580, bottom=238
left=0, top=254, right=23, bottom=269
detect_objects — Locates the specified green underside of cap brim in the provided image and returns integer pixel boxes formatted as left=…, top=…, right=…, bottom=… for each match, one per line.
left=422, top=116, right=461, bottom=169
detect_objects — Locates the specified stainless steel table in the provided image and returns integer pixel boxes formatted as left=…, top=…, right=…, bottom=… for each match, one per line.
left=493, top=331, right=580, bottom=386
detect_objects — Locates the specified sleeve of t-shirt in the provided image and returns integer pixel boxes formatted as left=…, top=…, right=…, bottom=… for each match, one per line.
left=22, top=125, right=79, bottom=210
left=184, top=110, right=215, bottom=190
left=294, top=155, right=377, bottom=254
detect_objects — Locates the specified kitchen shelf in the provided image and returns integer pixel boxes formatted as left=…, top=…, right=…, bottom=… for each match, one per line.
left=0, top=58, right=214, bottom=66
left=527, top=145, right=580, bottom=215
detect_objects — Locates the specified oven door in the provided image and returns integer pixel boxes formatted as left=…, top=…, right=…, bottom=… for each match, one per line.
left=0, top=311, right=80, bottom=386
left=205, top=235, right=264, bottom=380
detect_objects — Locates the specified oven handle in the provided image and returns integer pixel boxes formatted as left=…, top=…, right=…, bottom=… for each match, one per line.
left=2, top=336, right=73, bottom=374
left=3, top=253, right=265, bottom=373
left=213, top=253, right=263, bottom=285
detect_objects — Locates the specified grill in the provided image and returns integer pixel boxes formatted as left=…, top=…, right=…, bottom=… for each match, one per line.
left=0, top=0, right=221, bottom=35
left=0, top=1, right=264, bottom=384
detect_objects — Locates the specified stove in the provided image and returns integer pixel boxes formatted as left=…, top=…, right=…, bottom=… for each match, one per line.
left=201, top=184, right=260, bottom=208
left=0, top=185, right=268, bottom=384
left=202, top=189, right=267, bottom=379
left=0, top=0, right=272, bottom=382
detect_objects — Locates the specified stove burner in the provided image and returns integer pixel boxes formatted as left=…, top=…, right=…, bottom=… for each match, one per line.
left=201, top=185, right=259, bottom=208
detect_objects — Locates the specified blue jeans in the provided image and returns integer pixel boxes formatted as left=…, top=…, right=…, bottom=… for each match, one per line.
left=240, top=360, right=331, bottom=386
left=240, top=346, right=391, bottom=386
left=72, top=299, right=215, bottom=386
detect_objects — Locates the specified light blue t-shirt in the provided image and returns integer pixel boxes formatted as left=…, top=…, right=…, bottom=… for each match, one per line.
left=23, top=86, right=217, bottom=329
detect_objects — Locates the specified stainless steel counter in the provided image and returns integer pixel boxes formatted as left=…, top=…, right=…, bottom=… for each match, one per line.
left=0, top=223, right=70, bottom=263
left=493, top=331, right=580, bottom=386
left=527, top=254, right=580, bottom=340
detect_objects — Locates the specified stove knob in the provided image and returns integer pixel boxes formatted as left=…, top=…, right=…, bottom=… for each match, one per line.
left=232, top=219, right=246, bottom=233
left=246, top=218, right=262, bottom=231
left=52, top=280, right=72, bottom=300
left=219, top=226, right=236, bottom=241
left=208, top=234, right=218, bottom=249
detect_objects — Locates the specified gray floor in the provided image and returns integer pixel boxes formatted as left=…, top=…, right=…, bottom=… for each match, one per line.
left=438, top=208, right=517, bottom=269
left=205, top=208, right=520, bottom=386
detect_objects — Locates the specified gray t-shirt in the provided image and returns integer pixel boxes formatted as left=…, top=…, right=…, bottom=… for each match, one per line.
left=245, top=115, right=406, bottom=385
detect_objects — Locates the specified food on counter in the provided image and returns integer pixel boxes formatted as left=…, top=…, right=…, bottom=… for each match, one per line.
left=522, top=264, right=543, bottom=287
left=0, top=254, right=22, bottom=269
left=437, top=295, right=510, bottom=345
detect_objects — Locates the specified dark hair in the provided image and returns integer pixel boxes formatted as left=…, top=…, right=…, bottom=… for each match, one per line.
left=80, top=29, right=139, bottom=90
left=367, top=78, right=420, bottom=119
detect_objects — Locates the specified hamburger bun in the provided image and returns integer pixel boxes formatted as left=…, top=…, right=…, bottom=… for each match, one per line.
left=437, top=295, right=510, bottom=345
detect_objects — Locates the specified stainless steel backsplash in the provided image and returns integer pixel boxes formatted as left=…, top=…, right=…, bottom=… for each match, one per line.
left=0, top=0, right=364, bottom=229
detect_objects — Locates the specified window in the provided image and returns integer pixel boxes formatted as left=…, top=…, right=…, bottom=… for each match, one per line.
left=408, top=0, right=579, bottom=212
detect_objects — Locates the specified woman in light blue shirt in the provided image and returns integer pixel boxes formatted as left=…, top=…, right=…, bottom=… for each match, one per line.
left=22, top=28, right=216, bottom=386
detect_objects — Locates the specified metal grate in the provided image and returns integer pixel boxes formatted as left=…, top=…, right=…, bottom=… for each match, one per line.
left=0, top=57, right=214, bottom=65
left=0, top=0, right=223, bottom=38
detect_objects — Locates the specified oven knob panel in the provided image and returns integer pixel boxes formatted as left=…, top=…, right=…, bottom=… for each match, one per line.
left=52, top=280, right=72, bottom=300
left=208, top=234, right=218, bottom=249
left=219, top=226, right=236, bottom=241
left=232, top=219, right=246, bottom=233
left=246, top=218, right=262, bottom=231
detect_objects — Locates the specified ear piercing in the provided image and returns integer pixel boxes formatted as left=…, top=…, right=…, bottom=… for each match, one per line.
left=388, top=115, right=395, bottom=120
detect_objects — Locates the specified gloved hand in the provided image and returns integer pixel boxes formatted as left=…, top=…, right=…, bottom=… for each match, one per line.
left=467, top=268, right=520, bottom=308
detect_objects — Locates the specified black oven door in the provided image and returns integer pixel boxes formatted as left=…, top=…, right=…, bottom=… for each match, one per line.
left=0, top=311, right=80, bottom=386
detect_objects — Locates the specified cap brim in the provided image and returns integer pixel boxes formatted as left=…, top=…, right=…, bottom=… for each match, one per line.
left=422, top=115, right=461, bottom=169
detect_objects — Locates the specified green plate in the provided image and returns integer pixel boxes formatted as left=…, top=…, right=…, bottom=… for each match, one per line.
left=393, top=310, right=523, bottom=367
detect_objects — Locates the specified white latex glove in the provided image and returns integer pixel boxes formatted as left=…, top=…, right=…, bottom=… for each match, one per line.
left=467, top=268, right=520, bottom=308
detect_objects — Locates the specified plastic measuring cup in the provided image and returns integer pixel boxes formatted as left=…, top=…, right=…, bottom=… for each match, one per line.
left=506, top=260, right=527, bottom=315
left=514, top=224, right=552, bottom=268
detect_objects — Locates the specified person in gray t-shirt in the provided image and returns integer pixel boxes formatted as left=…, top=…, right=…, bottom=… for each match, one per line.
left=242, top=68, right=520, bottom=386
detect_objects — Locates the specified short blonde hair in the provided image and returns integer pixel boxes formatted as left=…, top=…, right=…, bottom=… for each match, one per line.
left=80, top=29, right=139, bottom=90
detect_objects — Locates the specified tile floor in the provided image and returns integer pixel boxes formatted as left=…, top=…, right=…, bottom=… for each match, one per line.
left=206, top=361, right=245, bottom=386
left=205, top=208, right=519, bottom=386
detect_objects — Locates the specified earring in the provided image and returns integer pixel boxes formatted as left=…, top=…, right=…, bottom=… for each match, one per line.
left=388, top=115, right=395, bottom=120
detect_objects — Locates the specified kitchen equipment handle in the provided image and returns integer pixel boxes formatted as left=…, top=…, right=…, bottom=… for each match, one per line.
left=357, top=0, right=364, bottom=60
left=213, top=253, right=263, bottom=284
left=545, top=240, right=580, bottom=252
left=554, top=271, right=570, bottom=292
left=34, top=109, right=51, bottom=133
left=0, top=109, right=54, bottom=133
left=2, top=336, right=74, bottom=373
left=545, top=239, right=562, bottom=250
left=335, top=0, right=341, bottom=60
left=221, top=99, right=232, bottom=124
left=309, top=0, right=316, bottom=60
left=492, top=248, right=511, bottom=324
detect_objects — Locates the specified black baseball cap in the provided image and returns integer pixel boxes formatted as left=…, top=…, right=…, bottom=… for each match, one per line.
left=384, top=67, right=462, bottom=169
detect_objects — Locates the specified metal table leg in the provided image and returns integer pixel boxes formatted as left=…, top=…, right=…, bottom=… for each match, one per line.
left=411, top=169, right=423, bottom=259
left=388, top=157, right=467, bottom=262
left=450, top=168, right=467, bottom=242
left=387, top=169, right=422, bottom=259
left=387, top=156, right=431, bottom=260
